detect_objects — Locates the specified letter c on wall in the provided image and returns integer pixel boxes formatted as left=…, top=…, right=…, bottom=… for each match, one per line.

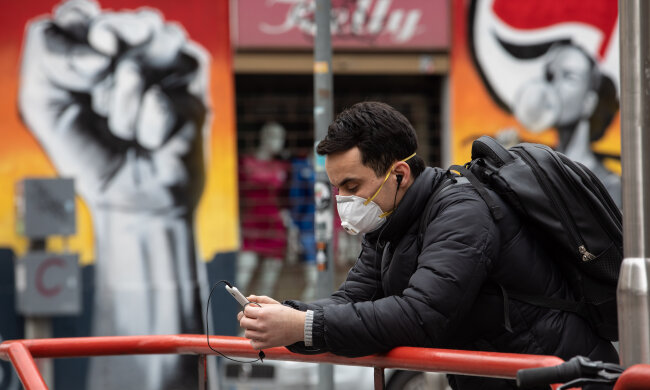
left=36, top=257, right=65, bottom=297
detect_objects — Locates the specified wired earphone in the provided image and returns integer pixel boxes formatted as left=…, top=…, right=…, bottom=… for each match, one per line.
left=205, top=280, right=266, bottom=363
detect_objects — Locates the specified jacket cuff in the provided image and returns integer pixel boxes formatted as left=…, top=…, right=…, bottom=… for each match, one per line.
left=283, top=299, right=309, bottom=311
left=283, top=301, right=325, bottom=350
left=285, top=342, right=325, bottom=355
left=310, top=309, right=326, bottom=349
left=304, top=310, right=314, bottom=346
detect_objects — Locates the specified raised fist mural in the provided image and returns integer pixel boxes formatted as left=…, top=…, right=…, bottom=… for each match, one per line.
left=18, top=0, right=211, bottom=388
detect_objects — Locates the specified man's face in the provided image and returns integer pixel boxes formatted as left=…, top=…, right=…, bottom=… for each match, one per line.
left=325, top=147, right=394, bottom=213
left=546, top=46, right=595, bottom=125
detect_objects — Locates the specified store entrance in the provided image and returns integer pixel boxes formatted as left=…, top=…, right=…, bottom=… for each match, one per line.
left=234, top=74, right=444, bottom=301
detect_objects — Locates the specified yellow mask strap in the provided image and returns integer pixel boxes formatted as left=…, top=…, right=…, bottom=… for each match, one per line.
left=364, top=152, right=417, bottom=207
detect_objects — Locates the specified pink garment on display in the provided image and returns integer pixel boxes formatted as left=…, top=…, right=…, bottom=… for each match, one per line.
left=239, top=155, right=289, bottom=259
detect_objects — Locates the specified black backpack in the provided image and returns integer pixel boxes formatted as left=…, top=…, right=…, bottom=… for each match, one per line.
left=420, top=136, right=623, bottom=341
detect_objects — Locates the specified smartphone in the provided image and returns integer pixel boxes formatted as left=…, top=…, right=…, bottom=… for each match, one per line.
left=225, top=285, right=250, bottom=307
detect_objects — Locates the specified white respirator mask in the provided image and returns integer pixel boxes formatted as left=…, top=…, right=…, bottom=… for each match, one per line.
left=336, top=153, right=415, bottom=235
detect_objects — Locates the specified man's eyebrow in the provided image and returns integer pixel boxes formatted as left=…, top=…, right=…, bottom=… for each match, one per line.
left=333, top=177, right=354, bottom=188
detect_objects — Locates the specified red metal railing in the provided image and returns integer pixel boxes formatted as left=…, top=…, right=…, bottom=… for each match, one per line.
left=0, top=334, right=647, bottom=390
left=614, top=364, right=650, bottom=390
left=2, top=341, right=47, bottom=389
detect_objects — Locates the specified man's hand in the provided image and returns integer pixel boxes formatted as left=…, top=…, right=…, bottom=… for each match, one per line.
left=237, top=302, right=306, bottom=350
left=246, top=295, right=281, bottom=305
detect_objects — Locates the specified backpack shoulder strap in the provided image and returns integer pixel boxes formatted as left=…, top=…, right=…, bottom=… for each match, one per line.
left=490, top=282, right=589, bottom=334
left=449, top=164, right=504, bottom=220
left=507, top=291, right=588, bottom=317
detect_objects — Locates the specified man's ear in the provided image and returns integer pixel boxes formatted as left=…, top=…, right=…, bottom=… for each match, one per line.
left=393, top=161, right=411, bottom=187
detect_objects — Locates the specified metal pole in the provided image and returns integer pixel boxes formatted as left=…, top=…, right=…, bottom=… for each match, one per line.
left=618, top=0, right=650, bottom=367
left=23, top=238, right=54, bottom=388
left=313, top=0, right=335, bottom=389
left=198, top=355, right=207, bottom=390
left=24, top=318, right=53, bottom=389
left=374, top=367, right=386, bottom=390
left=440, top=75, right=452, bottom=168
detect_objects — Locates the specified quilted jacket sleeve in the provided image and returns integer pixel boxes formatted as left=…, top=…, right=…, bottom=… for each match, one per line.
left=292, top=187, right=501, bottom=357
left=284, top=237, right=384, bottom=354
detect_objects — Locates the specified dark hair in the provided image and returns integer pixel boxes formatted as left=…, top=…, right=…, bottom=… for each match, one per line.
left=589, top=74, right=618, bottom=142
left=316, top=101, right=426, bottom=178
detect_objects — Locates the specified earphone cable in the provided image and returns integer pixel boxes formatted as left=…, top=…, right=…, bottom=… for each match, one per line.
left=205, top=280, right=265, bottom=364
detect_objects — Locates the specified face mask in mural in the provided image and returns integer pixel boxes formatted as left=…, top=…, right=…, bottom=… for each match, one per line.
left=513, top=45, right=601, bottom=133
left=512, top=80, right=561, bottom=133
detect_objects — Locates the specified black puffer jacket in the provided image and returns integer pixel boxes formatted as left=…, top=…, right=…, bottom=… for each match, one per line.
left=286, top=167, right=618, bottom=389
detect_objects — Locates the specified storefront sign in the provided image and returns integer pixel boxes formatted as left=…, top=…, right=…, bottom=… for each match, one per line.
left=234, top=0, right=449, bottom=50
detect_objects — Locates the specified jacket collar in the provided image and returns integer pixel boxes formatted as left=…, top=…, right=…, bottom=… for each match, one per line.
left=366, top=167, right=447, bottom=242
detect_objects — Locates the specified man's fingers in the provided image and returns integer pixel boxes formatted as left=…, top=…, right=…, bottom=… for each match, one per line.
left=250, top=340, right=265, bottom=351
left=237, top=311, right=244, bottom=321
left=248, top=295, right=280, bottom=305
left=239, top=315, right=262, bottom=332
left=244, top=329, right=264, bottom=341
left=243, top=305, right=261, bottom=319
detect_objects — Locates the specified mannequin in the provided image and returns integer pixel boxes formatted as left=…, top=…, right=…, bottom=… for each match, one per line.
left=237, top=122, right=297, bottom=296
left=288, top=155, right=319, bottom=301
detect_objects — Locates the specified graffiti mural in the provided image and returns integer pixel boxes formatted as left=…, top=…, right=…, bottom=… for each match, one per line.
left=0, top=0, right=237, bottom=388
left=452, top=0, right=621, bottom=206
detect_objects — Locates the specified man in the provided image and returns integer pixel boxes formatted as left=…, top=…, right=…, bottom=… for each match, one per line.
left=238, top=102, right=618, bottom=389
